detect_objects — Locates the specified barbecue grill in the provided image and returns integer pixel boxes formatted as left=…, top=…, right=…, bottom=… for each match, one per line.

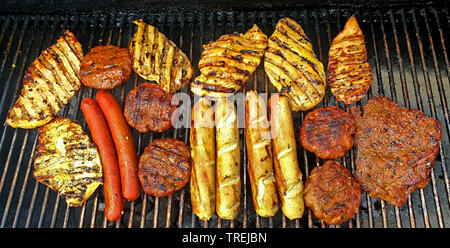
left=0, top=0, right=448, bottom=228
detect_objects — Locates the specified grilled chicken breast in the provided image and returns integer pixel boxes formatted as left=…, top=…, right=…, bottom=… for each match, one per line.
left=129, top=19, right=194, bottom=93
left=33, top=117, right=103, bottom=207
left=328, top=15, right=372, bottom=105
left=191, top=25, right=268, bottom=98
left=265, top=18, right=326, bottom=111
left=6, top=30, right=84, bottom=129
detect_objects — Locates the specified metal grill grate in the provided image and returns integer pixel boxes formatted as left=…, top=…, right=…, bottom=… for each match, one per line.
left=0, top=7, right=448, bottom=228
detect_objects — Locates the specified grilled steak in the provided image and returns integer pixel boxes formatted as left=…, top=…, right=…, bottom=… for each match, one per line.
left=33, top=117, right=103, bottom=207
left=351, top=96, right=442, bottom=206
left=265, top=17, right=326, bottom=111
left=6, top=30, right=83, bottom=129
left=300, top=106, right=356, bottom=159
left=191, top=25, right=268, bottom=98
left=80, top=45, right=132, bottom=89
left=138, top=138, right=191, bottom=197
left=304, top=160, right=361, bottom=225
left=328, top=15, right=372, bottom=105
left=124, top=83, right=178, bottom=133
left=129, top=19, right=194, bottom=93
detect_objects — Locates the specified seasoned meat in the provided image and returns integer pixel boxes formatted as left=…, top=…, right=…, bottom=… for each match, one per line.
left=328, top=15, right=372, bottom=105
left=80, top=45, right=132, bottom=89
left=33, top=117, right=103, bottom=207
left=300, top=106, right=356, bottom=159
left=129, top=19, right=194, bottom=93
left=265, top=17, right=326, bottom=111
left=351, top=96, right=442, bottom=206
left=191, top=25, right=268, bottom=98
left=124, top=82, right=178, bottom=133
left=138, top=138, right=191, bottom=197
left=304, top=160, right=361, bottom=225
left=6, top=30, right=83, bottom=129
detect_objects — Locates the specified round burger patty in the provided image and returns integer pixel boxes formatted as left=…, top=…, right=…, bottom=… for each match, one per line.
left=80, top=45, right=132, bottom=89
left=124, top=83, right=178, bottom=133
left=300, top=106, right=356, bottom=159
left=138, top=138, right=191, bottom=197
left=304, top=160, right=361, bottom=225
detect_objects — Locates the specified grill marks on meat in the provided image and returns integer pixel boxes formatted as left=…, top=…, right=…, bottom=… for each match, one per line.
left=124, top=83, right=178, bottom=133
left=129, top=19, right=194, bottom=92
left=138, top=138, right=191, bottom=197
left=6, top=30, right=83, bottom=129
left=300, top=106, right=356, bottom=159
left=265, top=17, right=326, bottom=111
left=80, top=45, right=132, bottom=89
left=351, top=96, right=442, bottom=207
left=328, top=15, right=372, bottom=105
left=33, top=117, right=103, bottom=207
left=304, top=160, right=361, bottom=225
left=191, top=25, right=268, bottom=98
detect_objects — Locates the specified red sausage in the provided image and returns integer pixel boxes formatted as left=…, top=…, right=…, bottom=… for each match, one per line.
left=81, top=98, right=124, bottom=221
left=96, top=90, right=141, bottom=201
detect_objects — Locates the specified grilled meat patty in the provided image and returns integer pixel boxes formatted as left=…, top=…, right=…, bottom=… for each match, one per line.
left=191, top=25, right=268, bottom=98
left=138, top=138, right=191, bottom=197
left=351, top=96, right=442, bottom=207
left=300, top=106, right=356, bottom=159
left=33, top=117, right=103, bottom=207
left=265, top=17, right=326, bottom=111
left=80, top=45, right=132, bottom=89
left=124, top=83, right=178, bottom=133
left=129, top=19, right=194, bottom=93
left=304, top=160, right=361, bottom=225
left=328, top=15, right=372, bottom=105
left=6, top=30, right=83, bottom=129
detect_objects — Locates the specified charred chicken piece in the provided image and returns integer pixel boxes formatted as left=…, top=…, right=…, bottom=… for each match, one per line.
left=129, top=19, right=194, bottom=93
left=33, top=117, right=103, bottom=207
left=328, top=15, right=372, bottom=105
left=265, top=17, right=326, bottom=111
left=191, top=25, right=268, bottom=98
left=6, top=30, right=83, bottom=129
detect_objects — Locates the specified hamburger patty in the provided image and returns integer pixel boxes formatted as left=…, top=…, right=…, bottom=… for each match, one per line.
left=138, top=138, right=191, bottom=197
left=124, top=83, right=178, bottom=133
left=80, top=45, right=132, bottom=89
left=300, top=106, right=356, bottom=159
left=304, top=160, right=361, bottom=225
left=351, top=96, right=442, bottom=206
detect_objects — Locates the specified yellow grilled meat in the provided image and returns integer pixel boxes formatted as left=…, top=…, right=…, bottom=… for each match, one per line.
left=264, top=18, right=326, bottom=111
left=129, top=19, right=194, bottom=92
left=6, top=30, right=83, bottom=129
left=191, top=25, right=268, bottom=98
left=328, top=15, right=372, bottom=105
left=33, top=117, right=103, bottom=207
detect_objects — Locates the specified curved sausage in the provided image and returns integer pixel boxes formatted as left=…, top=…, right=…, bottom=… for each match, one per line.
left=96, top=90, right=141, bottom=201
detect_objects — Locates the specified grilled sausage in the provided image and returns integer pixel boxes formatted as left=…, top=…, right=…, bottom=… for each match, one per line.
left=268, top=95, right=304, bottom=220
left=245, top=91, right=279, bottom=217
left=190, top=98, right=216, bottom=220
left=81, top=98, right=124, bottom=221
left=96, top=90, right=141, bottom=201
left=215, top=98, right=241, bottom=219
